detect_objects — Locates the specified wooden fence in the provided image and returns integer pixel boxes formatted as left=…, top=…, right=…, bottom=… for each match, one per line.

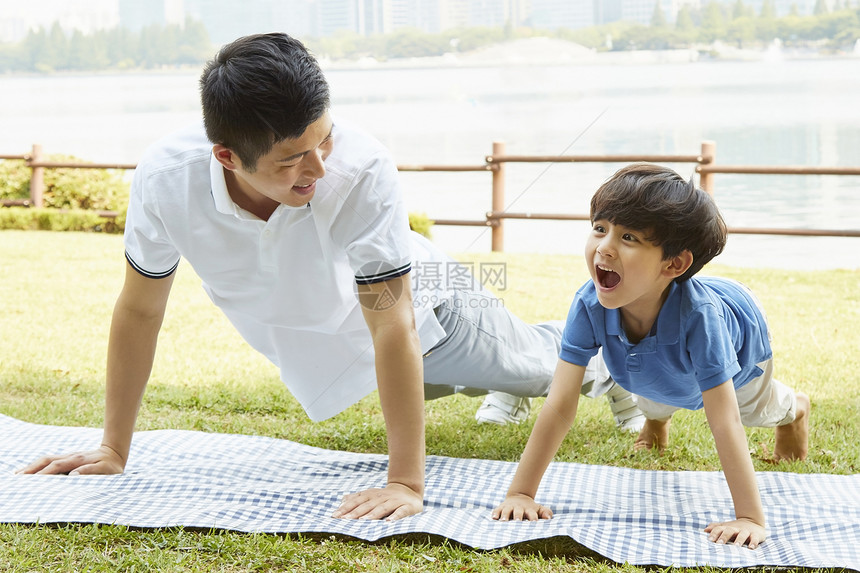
left=3, top=141, right=860, bottom=251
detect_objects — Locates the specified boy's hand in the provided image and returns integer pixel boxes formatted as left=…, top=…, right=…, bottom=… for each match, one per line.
left=492, top=494, right=553, bottom=521
left=704, top=519, right=766, bottom=549
left=332, top=483, right=422, bottom=521
left=15, top=445, right=126, bottom=476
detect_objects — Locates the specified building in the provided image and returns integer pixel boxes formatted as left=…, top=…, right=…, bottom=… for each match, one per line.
left=184, top=0, right=315, bottom=43
left=531, top=0, right=596, bottom=29
left=0, top=0, right=118, bottom=43
left=118, top=0, right=184, bottom=31
left=0, top=0, right=826, bottom=45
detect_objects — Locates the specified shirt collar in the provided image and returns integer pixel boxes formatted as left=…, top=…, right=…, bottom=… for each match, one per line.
left=209, top=152, right=239, bottom=216
left=656, top=281, right=682, bottom=345
left=603, top=281, right=681, bottom=346
left=208, top=153, right=311, bottom=218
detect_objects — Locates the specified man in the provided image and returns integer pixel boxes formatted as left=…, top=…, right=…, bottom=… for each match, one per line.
left=19, top=33, right=643, bottom=521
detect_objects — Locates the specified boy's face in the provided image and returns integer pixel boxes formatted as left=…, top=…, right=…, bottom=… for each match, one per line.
left=217, top=112, right=334, bottom=208
left=585, top=220, right=677, bottom=315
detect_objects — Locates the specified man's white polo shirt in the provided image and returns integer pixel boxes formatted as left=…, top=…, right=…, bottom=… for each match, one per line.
left=124, top=120, right=448, bottom=421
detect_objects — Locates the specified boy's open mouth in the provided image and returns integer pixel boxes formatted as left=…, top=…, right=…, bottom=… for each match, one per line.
left=596, top=265, right=620, bottom=288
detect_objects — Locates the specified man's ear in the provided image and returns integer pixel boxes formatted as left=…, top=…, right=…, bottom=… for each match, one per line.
left=212, top=144, right=238, bottom=171
left=663, top=250, right=694, bottom=279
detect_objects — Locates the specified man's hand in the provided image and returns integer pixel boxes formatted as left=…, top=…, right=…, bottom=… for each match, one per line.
left=332, top=483, right=423, bottom=521
left=705, top=518, right=766, bottom=549
left=492, top=493, right=553, bottom=521
left=15, top=445, right=125, bottom=476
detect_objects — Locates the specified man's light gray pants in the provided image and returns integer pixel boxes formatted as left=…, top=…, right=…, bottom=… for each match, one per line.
left=422, top=289, right=612, bottom=400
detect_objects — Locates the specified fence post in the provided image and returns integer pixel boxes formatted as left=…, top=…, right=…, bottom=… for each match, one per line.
left=29, top=143, right=45, bottom=207
left=491, top=141, right=505, bottom=252
left=699, top=140, right=716, bottom=195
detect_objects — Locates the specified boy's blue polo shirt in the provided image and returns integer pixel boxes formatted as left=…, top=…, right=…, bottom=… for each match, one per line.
left=560, top=277, right=772, bottom=410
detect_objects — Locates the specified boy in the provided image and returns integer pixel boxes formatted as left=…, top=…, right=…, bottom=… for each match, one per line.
left=18, top=33, right=642, bottom=521
left=492, top=163, right=810, bottom=548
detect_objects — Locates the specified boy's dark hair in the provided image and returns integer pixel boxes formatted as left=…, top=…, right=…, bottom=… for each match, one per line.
left=199, top=33, right=330, bottom=172
left=590, top=163, right=727, bottom=282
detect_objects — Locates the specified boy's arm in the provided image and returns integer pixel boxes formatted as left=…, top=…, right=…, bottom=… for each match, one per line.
left=493, top=359, right=586, bottom=521
left=701, top=379, right=766, bottom=549
left=333, top=273, right=425, bottom=521
left=18, top=261, right=174, bottom=475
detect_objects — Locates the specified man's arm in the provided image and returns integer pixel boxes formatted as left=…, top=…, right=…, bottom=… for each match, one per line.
left=17, top=261, right=174, bottom=475
left=701, top=380, right=766, bottom=548
left=493, top=359, right=586, bottom=521
left=332, top=272, right=425, bottom=521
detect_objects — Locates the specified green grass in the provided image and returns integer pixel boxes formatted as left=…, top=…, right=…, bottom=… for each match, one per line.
left=1, top=229, right=858, bottom=572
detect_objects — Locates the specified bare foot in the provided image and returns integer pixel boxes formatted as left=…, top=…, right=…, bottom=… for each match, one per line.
left=634, top=418, right=670, bottom=452
left=774, top=392, right=810, bottom=461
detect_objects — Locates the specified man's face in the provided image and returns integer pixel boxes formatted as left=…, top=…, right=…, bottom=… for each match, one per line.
left=222, top=112, right=334, bottom=208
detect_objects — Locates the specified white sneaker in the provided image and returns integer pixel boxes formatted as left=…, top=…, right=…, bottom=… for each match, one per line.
left=475, top=392, right=533, bottom=425
left=606, top=382, right=645, bottom=432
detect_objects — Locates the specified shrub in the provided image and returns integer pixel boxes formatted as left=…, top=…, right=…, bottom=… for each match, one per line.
left=0, top=160, right=31, bottom=200
left=0, top=207, right=122, bottom=233
left=1, top=156, right=428, bottom=239
left=408, top=212, right=434, bottom=238
left=0, top=155, right=130, bottom=211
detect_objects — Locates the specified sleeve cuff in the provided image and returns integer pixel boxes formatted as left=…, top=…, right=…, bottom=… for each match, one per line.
left=354, top=262, right=411, bottom=285
left=125, top=252, right=179, bottom=279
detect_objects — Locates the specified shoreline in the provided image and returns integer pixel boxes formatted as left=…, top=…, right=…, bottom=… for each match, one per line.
left=3, top=39, right=858, bottom=78
left=319, top=38, right=859, bottom=70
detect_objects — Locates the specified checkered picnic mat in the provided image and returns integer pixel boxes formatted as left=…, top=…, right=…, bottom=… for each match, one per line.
left=1, top=414, right=857, bottom=569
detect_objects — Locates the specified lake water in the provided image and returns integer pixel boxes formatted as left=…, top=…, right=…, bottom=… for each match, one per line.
left=2, top=55, right=859, bottom=270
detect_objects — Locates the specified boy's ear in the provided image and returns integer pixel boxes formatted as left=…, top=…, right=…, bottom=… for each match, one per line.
left=212, top=144, right=238, bottom=171
left=663, top=250, right=694, bottom=279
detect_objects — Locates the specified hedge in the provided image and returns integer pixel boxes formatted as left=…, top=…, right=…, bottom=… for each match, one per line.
left=0, top=207, right=123, bottom=233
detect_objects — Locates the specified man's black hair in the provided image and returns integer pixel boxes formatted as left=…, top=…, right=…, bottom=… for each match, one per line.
left=199, top=33, right=330, bottom=171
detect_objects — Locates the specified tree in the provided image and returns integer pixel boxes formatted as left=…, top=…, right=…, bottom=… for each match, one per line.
left=830, top=11, right=860, bottom=49
left=756, top=0, right=778, bottom=41
left=732, top=0, right=754, bottom=19
left=67, top=29, right=109, bottom=70
left=676, top=5, right=696, bottom=31
left=556, top=25, right=606, bottom=50
left=22, top=28, right=53, bottom=72
left=778, top=11, right=816, bottom=43
left=700, top=1, right=728, bottom=42
left=814, top=0, right=829, bottom=14
left=47, top=23, right=68, bottom=70
left=138, top=23, right=182, bottom=67
left=0, top=43, right=25, bottom=72
left=307, top=30, right=363, bottom=60
left=815, top=9, right=860, bottom=47
left=102, top=27, right=139, bottom=68
left=1, top=17, right=213, bottom=73
left=651, top=1, right=667, bottom=27
left=727, top=16, right=756, bottom=46
left=176, top=17, right=212, bottom=65
left=385, top=28, right=448, bottom=58
left=451, top=26, right=507, bottom=52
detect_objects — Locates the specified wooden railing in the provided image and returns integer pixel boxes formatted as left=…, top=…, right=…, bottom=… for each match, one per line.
left=3, top=141, right=859, bottom=251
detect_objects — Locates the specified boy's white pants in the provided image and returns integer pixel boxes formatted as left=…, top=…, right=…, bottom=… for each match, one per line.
left=635, top=358, right=798, bottom=427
